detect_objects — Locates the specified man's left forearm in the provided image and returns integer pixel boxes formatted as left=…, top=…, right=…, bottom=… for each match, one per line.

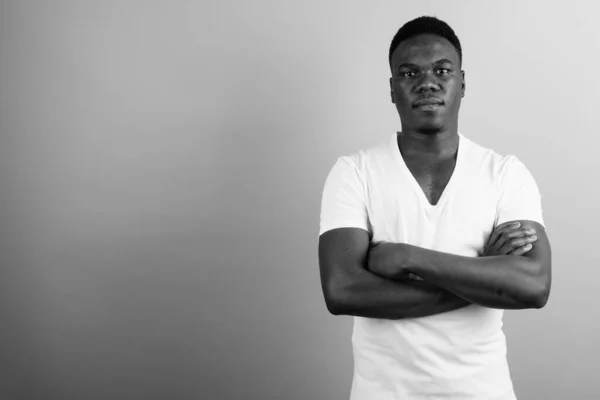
left=399, top=243, right=549, bottom=309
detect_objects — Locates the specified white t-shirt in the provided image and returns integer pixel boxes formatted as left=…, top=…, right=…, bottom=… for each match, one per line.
left=319, top=132, right=545, bottom=400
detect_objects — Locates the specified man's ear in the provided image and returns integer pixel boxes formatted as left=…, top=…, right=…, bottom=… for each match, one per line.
left=389, top=77, right=396, bottom=104
left=461, top=70, right=466, bottom=98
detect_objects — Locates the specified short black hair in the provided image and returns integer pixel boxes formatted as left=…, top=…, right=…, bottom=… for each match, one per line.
left=388, top=16, right=462, bottom=71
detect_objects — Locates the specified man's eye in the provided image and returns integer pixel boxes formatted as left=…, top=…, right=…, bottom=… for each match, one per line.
left=436, top=68, right=451, bottom=75
left=402, top=71, right=416, bottom=78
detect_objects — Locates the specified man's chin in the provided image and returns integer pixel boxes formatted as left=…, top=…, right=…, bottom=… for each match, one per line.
left=416, top=126, right=444, bottom=135
left=414, top=121, right=445, bottom=135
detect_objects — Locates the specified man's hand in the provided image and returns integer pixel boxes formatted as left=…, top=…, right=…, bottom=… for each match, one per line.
left=367, top=242, right=410, bottom=280
left=482, top=221, right=537, bottom=257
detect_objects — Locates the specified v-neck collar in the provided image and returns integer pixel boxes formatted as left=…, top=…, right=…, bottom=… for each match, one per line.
left=390, top=131, right=466, bottom=210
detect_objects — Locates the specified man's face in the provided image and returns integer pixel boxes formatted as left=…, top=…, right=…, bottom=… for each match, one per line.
left=389, top=34, right=465, bottom=133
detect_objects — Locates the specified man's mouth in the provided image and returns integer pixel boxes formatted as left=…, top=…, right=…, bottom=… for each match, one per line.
left=413, top=98, right=444, bottom=108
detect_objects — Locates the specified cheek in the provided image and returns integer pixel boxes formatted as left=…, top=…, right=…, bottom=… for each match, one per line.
left=392, top=85, right=412, bottom=104
left=446, top=78, right=463, bottom=94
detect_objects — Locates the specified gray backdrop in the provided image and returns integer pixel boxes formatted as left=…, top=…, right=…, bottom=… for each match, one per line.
left=0, top=1, right=598, bottom=399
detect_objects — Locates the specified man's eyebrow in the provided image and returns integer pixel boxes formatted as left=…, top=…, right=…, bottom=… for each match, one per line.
left=396, top=62, right=420, bottom=71
left=396, top=59, right=454, bottom=71
left=433, top=58, right=454, bottom=65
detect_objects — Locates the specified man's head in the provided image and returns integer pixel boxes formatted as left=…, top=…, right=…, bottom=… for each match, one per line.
left=388, top=16, right=465, bottom=134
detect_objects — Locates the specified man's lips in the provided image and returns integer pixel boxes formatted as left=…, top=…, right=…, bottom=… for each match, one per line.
left=413, top=98, right=444, bottom=107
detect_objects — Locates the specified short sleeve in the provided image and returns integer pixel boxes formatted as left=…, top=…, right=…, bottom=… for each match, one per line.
left=496, top=156, right=545, bottom=228
left=319, top=156, right=370, bottom=236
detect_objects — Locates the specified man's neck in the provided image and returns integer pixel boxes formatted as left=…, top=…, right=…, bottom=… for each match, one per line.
left=397, top=128, right=459, bottom=160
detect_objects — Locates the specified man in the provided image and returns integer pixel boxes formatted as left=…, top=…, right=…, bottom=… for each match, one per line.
left=318, top=16, right=551, bottom=400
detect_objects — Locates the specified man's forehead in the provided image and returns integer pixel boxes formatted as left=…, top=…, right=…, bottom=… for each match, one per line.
left=391, top=34, right=459, bottom=65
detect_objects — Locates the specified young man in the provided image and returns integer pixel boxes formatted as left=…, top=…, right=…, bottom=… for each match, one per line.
left=318, top=16, right=551, bottom=400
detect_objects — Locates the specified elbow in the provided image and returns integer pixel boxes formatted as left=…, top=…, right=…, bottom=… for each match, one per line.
left=522, top=259, right=551, bottom=309
left=325, top=297, right=344, bottom=315
left=531, top=285, right=550, bottom=309
left=324, top=289, right=348, bottom=316
left=528, top=279, right=550, bottom=309
left=322, top=278, right=352, bottom=316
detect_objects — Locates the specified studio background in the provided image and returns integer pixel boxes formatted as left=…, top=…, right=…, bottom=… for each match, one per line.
left=0, top=1, right=598, bottom=399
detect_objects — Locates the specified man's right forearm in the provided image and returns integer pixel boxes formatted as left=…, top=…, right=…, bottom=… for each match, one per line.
left=327, top=268, right=471, bottom=320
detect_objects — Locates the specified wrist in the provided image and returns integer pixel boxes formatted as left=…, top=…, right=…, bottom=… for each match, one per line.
left=399, top=243, right=420, bottom=276
left=393, top=243, right=412, bottom=278
left=396, top=243, right=417, bottom=274
left=368, top=242, right=414, bottom=280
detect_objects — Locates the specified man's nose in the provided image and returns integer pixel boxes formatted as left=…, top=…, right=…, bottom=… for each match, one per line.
left=415, top=72, right=440, bottom=92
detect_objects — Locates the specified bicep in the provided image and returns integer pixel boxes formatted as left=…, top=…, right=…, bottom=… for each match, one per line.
left=318, top=227, right=370, bottom=303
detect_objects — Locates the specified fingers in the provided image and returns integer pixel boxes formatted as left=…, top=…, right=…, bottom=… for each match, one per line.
left=487, top=221, right=521, bottom=248
left=508, top=243, right=533, bottom=256
left=508, top=234, right=537, bottom=248
left=500, top=234, right=538, bottom=254
left=488, top=222, right=535, bottom=249
left=504, top=229, right=535, bottom=239
left=495, top=221, right=521, bottom=230
left=407, top=273, right=423, bottom=281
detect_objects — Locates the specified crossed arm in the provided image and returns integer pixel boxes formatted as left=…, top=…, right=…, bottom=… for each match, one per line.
left=318, top=220, right=551, bottom=320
